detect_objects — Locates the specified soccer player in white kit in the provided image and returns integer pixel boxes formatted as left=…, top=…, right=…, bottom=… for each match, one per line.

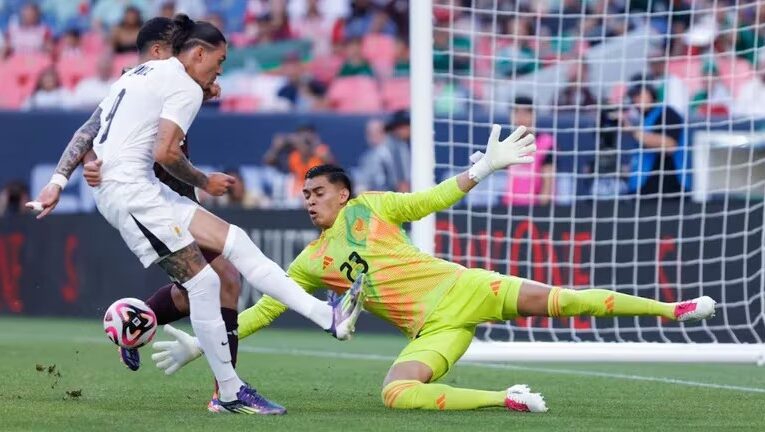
left=83, top=16, right=364, bottom=414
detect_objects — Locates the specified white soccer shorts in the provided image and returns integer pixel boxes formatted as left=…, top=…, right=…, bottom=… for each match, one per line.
left=93, top=180, right=199, bottom=268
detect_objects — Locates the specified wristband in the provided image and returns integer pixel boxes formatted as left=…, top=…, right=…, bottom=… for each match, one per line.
left=49, top=173, right=68, bottom=190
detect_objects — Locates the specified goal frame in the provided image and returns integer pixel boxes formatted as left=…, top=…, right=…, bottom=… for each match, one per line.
left=409, top=2, right=765, bottom=365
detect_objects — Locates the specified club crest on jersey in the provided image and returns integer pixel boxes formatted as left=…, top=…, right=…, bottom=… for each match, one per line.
left=344, top=204, right=370, bottom=247
left=322, top=256, right=334, bottom=270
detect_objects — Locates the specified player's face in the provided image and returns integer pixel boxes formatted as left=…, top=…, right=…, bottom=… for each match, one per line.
left=188, top=43, right=227, bottom=90
left=302, top=176, right=350, bottom=230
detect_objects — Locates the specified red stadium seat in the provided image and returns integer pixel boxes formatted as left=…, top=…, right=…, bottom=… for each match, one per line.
left=111, top=53, right=140, bottom=77
left=362, top=34, right=396, bottom=77
left=381, top=78, right=410, bottom=111
left=220, top=95, right=261, bottom=113
left=56, top=53, right=99, bottom=89
left=308, top=54, right=343, bottom=84
left=326, top=76, right=382, bottom=113
left=81, top=31, right=106, bottom=56
left=0, top=53, right=52, bottom=107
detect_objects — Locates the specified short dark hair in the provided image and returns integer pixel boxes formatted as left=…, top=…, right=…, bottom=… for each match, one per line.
left=513, top=95, right=534, bottom=109
left=626, top=77, right=658, bottom=102
left=136, top=17, right=175, bottom=54
left=305, top=164, right=353, bottom=194
left=171, top=14, right=227, bottom=55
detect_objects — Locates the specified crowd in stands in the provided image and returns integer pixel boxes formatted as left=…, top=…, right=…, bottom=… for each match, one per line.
left=2, top=0, right=765, bottom=215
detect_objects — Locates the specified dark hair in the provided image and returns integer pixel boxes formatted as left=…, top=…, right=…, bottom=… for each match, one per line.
left=514, top=95, right=533, bottom=108
left=136, top=17, right=175, bottom=53
left=305, top=164, right=353, bottom=194
left=121, top=6, right=144, bottom=27
left=626, top=75, right=658, bottom=102
left=170, top=14, right=226, bottom=55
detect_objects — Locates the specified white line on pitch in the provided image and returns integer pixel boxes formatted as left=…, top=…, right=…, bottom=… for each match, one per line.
left=238, top=345, right=765, bottom=395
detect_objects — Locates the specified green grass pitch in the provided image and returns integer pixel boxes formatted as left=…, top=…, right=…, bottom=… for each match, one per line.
left=1, top=316, right=764, bottom=431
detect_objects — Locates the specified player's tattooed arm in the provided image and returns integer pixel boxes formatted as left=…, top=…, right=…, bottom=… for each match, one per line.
left=154, top=118, right=209, bottom=189
left=54, top=108, right=102, bottom=178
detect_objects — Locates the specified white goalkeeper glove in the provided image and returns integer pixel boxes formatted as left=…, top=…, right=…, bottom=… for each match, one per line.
left=151, top=324, right=203, bottom=375
left=468, top=124, right=536, bottom=183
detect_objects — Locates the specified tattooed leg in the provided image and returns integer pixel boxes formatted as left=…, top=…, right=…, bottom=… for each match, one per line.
left=157, top=242, right=244, bottom=398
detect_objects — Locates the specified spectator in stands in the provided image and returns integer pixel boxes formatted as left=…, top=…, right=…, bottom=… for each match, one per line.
left=624, top=82, right=691, bottom=198
left=733, top=55, right=765, bottom=118
left=69, top=55, right=115, bottom=110
left=354, top=118, right=387, bottom=192
left=0, top=32, right=6, bottom=58
left=645, top=50, right=690, bottom=118
left=264, top=124, right=334, bottom=196
left=503, top=96, right=555, bottom=206
left=556, top=61, right=598, bottom=111
left=338, top=37, right=374, bottom=77
left=0, top=180, right=30, bottom=216
left=433, top=28, right=470, bottom=75
left=496, top=16, right=538, bottom=77
left=58, top=28, right=83, bottom=58
left=156, top=1, right=176, bottom=18
left=22, top=67, right=69, bottom=110
left=92, top=0, right=150, bottom=30
left=5, top=2, right=52, bottom=55
left=213, top=168, right=264, bottom=209
left=290, top=0, right=335, bottom=57
left=392, top=37, right=410, bottom=77
left=689, top=60, right=733, bottom=117
left=154, top=0, right=206, bottom=20
left=111, top=6, right=143, bottom=53
left=277, top=53, right=327, bottom=111
left=343, top=0, right=397, bottom=39
left=363, top=110, right=411, bottom=192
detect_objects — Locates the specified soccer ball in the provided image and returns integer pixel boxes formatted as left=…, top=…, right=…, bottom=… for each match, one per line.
left=103, top=298, right=157, bottom=349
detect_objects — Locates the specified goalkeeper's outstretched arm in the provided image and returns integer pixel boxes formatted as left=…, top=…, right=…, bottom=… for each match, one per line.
left=367, top=125, right=536, bottom=225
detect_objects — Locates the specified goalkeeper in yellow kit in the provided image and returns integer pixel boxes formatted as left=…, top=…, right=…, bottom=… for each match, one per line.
left=151, top=125, right=716, bottom=413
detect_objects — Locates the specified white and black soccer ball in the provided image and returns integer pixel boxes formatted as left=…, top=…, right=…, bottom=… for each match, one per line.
left=103, top=298, right=157, bottom=349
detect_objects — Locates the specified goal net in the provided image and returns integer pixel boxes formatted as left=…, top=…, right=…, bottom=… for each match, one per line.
left=417, top=0, right=765, bottom=363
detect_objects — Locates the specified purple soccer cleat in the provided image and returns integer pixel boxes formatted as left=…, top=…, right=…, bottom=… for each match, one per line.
left=118, top=346, right=140, bottom=371
left=217, top=385, right=287, bottom=415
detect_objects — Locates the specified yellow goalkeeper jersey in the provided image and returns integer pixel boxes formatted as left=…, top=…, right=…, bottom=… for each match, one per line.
left=239, top=177, right=468, bottom=339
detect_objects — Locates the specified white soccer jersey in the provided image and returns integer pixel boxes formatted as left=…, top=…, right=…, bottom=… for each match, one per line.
left=93, top=57, right=203, bottom=183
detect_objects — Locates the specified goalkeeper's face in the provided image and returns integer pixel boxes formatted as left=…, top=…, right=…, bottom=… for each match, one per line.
left=302, top=175, right=350, bottom=229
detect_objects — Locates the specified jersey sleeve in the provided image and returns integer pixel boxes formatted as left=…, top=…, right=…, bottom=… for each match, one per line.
left=159, top=81, right=203, bottom=135
left=358, top=176, right=466, bottom=224
left=237, top=250, right=324, bottom=339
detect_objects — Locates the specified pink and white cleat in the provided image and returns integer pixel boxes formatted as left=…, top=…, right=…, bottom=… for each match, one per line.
left=674, top=296, right=716, bottom=322
left=504, top=384, right=548, bottom=413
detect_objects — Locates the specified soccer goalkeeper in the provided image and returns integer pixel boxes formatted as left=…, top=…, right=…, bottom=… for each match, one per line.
left=151, top=125, right=716, bottom=413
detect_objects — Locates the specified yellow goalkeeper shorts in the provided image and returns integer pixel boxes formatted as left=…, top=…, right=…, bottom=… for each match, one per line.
left=392, top=268, right=523, bottom=381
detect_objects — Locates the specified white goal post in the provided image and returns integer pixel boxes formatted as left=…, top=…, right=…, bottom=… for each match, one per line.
left=410, top=1, right=765, bottom=364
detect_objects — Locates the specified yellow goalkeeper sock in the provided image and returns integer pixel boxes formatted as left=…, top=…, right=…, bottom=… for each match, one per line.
left=548, top=287, right=675, bottom=319
left=381, top=380, right=505, bottom=410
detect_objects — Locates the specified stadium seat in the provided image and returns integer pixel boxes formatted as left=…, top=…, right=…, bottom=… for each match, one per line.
left=381, top=77, right=410, bottom=111
left=56, top=53, right=99, bottom=89
left=0, top=53, right=52, bottom=108
left=220, top=95, right=261, bottom=113
left=308, top=54, right=343, bottom=84
left=326, top=76, right=383, bottom=113
left=111, top=53, right=139, bottom=77
left=81, top=31, right=106, bottom=56
left=362, top=34, right=396, bottom=77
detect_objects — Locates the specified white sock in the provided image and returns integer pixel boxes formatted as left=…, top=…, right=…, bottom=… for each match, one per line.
left=223, top=225, right=332, bottom=329
left=184, top=264, right=244, bottom=402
